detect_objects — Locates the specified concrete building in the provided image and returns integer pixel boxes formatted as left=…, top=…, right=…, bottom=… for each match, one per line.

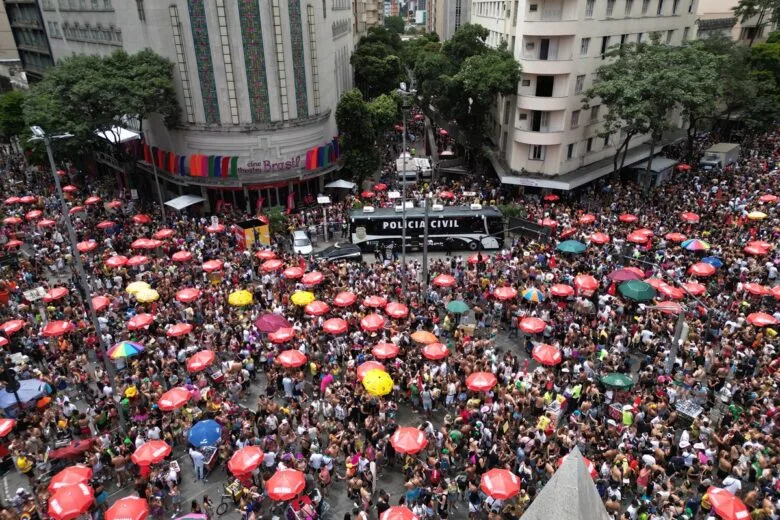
left=471, top=0, right=698, bottom=190
left=2, top=0, right=53, bottom=81
left=0, top=1, right=27, bottom=90
left=695, top=0, right=774, bottom=43
left=354, top=0, right=382, bottom=40
left=39, top=0, right=355, bottom=212
left=431, top=0, right=469, bottom=40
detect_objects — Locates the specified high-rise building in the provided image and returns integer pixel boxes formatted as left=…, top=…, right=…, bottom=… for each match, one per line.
left=0, top=1, right=26, bottom=90
left=2, top=0, right=53, bottom=81
left=39, top=0, right=355, bottom=211
left=695, top=0, right=774, bottom=43
left=431, top=0, right=469, bottom=40
left=471, top=0, right=697, bottom=190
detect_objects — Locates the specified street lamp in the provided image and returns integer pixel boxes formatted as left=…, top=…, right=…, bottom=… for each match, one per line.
left=30, top=126, right=126, bottom=430
left=397, top=81, right=416, bottom=294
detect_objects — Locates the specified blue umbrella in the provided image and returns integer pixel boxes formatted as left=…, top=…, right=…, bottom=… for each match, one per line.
left=701, top=256, right=723, bottom=268
left=187, top=419, right=222, bottom=447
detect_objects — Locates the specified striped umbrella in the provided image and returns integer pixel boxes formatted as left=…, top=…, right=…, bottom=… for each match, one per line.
left=521, top=288, right=545, bottom=303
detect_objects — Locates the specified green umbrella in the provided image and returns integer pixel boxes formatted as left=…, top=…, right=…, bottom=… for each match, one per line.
left=556, top=240, right=587, bottom=254
left=618, top=280, right=656, bottom=302
left=446, top=300, right=470, bottom=314
left=600, top=373, right=634, bottom=389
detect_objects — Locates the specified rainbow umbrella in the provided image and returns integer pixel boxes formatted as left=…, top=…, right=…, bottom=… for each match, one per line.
left=521, top=288, right=545, bottom=303
left=107, top=341, right=144, bottom=359
left=681, top=239, right=710, bottom=251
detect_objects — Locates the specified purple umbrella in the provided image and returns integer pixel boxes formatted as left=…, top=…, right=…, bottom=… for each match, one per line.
left=255, top=313, right=291, bottom=333
left=607, top=268, right=644, bottom=282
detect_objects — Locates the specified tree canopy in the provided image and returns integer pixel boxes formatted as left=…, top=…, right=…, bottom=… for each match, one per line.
left=336, top=89, right=382, bottom=182
left=384, top=15, right=405, bottom=34
left=0, top=91, right=26, bottom=141
left=732, top=0, right=780, bottom=46
left=351, top=27, right=404, bottom=99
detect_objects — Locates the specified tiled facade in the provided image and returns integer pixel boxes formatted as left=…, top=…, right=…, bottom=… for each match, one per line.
left=287, top=0, right=309, bottom=119
left=238, top=0, right=271, bottom=123
left=187, top=0, right=221, bottom=125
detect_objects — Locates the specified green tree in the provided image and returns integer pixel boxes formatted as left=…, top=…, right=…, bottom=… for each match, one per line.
left=0, top=91, right=26, bottom=142
left=336, top=89, right=380, bottom=182
left=441, top=24, right=488, bottom=68
left=384, top=15, right=405, bottom=34
left=733, top=0, right=780, bottom=46
left=351, top=28, right=404, bottom=98
left=368, top=93, right=399, bottom=131
left=677, top=44, right=724, bottom=159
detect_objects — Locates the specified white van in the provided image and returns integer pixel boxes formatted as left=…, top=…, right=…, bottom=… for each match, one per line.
left=291, top=230, right=313, bottom=255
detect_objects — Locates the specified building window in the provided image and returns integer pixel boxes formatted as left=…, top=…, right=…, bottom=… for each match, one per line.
left=529, top=145, right=545, bottom=160
left=575, top=75, right=585, bottom=94
left=104, top=0, right=111, bottom=9
left=585, top=0, right=595, bottom=18
left=606, top=0, right=614, bottom=16
left=586, top=137, right=593, bottom=152
left=580, top=37, right=590, bottom=56
left=529, top=3, right=537, bottom=11
left=666, top=29, right=673, bottom=43
left=567, top=143, right=575, bottom=159
left=688, top=0, right=693, bottom=12
left=603, top=134, right=610, bottom=147
left=642, top=0, right=649, bottom=14
left=518, top=113, right=528, bottom=120
left=570, top=110, right=580, bottom=128
left=620, top=33, right=628, bottom=47
left=657, top=0, right=663, bottom=14
left=672, top=0, right=678, bottom=13
left=169, top=5, right=195, bottom=123
left=625, top=0, right=633, bottom=15
left=521, top=79, right=530, bottom=86
left=136, top=0, right=145, bottom=20
left=590, top=105, right=600, bottom=122
left=682, top=26, right=689, bottom=40
left=600, top=36, right=609, bottom=58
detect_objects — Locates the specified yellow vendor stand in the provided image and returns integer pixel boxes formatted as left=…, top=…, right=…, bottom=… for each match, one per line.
left=233, top=218, right=270, bottom=250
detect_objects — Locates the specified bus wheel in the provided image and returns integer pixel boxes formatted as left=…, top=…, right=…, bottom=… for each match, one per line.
left=468, top=241, right=478, bottom=251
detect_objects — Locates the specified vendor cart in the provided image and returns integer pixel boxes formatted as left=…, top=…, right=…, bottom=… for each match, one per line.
left=202, top=446, right=220, bottom=476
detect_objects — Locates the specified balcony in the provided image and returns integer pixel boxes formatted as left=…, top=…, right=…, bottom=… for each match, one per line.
left=10, top=19, right=42, bottom=29
left=513, top=128, right=564, bottom=146
left=518, top=58, right=573, bottom=75
left=516, top=95, right=569, bottom=111
left=17, top=44, right=50, bottom=55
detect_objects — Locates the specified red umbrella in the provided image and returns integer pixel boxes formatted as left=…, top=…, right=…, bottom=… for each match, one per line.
left=131, top=440, right=171, bottom=466
left=255, top=250, right=277, bottom=260
left=363, top=295, right=388, bottom=308
left=76, top=240, right=97, bottom=253
left=539, top=218, right=557, bottom=228
left=578, top=213, right=596, bottom=224
left=68, top=206, right=84, bottom=215
left=107, top=200, right=123, bottom=209
left=688, top=262, right=716, bottom=277
left=172, top=250, right=193, bottom=262
left=589, top=232, right=610, bottom=244
left=468, top=253, right=488, bottom=264
left=128, top=314, right=153, bottom=330
left=25, top=210, right=42, bottom=220
left=283, top=266, right=303, bottom=279
left=633, top=228, right=654, bottom=238
left=158, top=387, right=191, bottom=411
left=265, top=469, right=306, bottom=501
left=744, top=245, right=768, bottom=256
left=772, top=286, right=780, bottom=300
left=466, top=372, right=498, bottom=392
left=608, top=268, right=643, bottom=282
left=132, top=214, right=152, bottom=225
left=520, top=317, right=546, bottom=334
left=747, top=240, right=772, bottom=250
left=202, top=259, right=224, bottom=272
left=643, top=278, right=665, bottom=290
left=372, top=343, right=399, bottom=359
left=653, top=301, right=683, bottom=315
left=167, top=323, right=194, bottom=337
left=681, top=212, right=700, bottom=223
left=549, top=284, right=574, bottom=297
left=131, top=238, right=160, bottom=250
left=361, top=191, right=376, bottom=199
left=707, top=487, right=749, bottom=520
left=0, top=319, right=24, bottom=334
left=676, top=163, right=691, bottom=171
left=261, top=259, right=283, bottom=272
left=228, top=446, right=265, bottom=476
left=48, top=465, right=93, bottom=492
left=0, top=418, right=15, bottom=437
left=304, top=300, right=330, bottom=316
left=333, top=291, right=357, bottom=307
left=277, top=350, right=308, bottom=368
left=44, top=287, right=69, bottom=302
left=432, top=274, right=456, bottom=287
left=301, top=271, right=324, bottom=285
left=480, top=469, right=521, bottom=500
left=322, top=318, right=348, bottom=334
left=438, top=128, right=448, bottom=136
left=48, top=483, right=94, bottom=520
left=3, top=196, right=19, bottom=205
left=357, top=361, right=386, bottom=380
left=438, top=190, right=455, bottom=199
left=176, top=288, right=202, bottom=303
left=153, top=228, right=175, bottom=240
left=494, top=286, right=518, bottom=300
left=38, top=218, right=58, bottom=228
left=268, top=327, right=295, bottom=344
left=361, top=313, right=386, bottom=332
left=380, top=507, right=418, bottom=520
left=746, top=312, right=778, bottom=327
left=390, top=427, right=428, bottom=454
left=105, top=497, right=149, bottom=520
left=618, top=213, right=638, bottom=223
left=759, top=194, right=778, bottom=203
left=84, top=196, right=101, bottom=205
left=2, top=216, right=22, bottom=225
left=126, top=255, right=149, bottom=267
left=543, top=194, right=559, bottom=202
left=558, top=454, right=597, bottom=478
left=743, top=283, right=768, bottom=296
left=422, top=342, right=449, bottom=360
left=374, top=183, right=388, bottom=191
left=96, top=220, right=115, bottom=230
left=104, top=256, right=128, bottom=269
left=658, top=284, right=684, bottom=300
left=385, top=302, right=409, bottom=319
left=206, top=224, right=225, bottom=233
left=532, top=343, right=563, bottom=366
left=0, top=337, right=7, bottom=348
left=5, top=239, right=22, bottom=248
left=42, top=320, right=74, bottom=337
left=627, top=232, right=649, bottom=244
left=187, top=350, right=216, bottom=372
left=681, top=282, right=706, bottom=296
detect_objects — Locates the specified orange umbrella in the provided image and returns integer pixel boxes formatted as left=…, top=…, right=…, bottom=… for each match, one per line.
left=158, top=387, right=191, bottom=411
left=167, top=323, right=194, bottom=337
left=372, top=343, right=399, bottom=359
left=131, top=440, right=171, bottom=466
left=276, top=350, right=307, bottom=368
left=411, top=331, right=437, bottom=344
left=176, top=288, right=202, bottom=303
left=465, top=372, right=498, bottom=392
left=265, top=469, right=306, bottom=501
left=357, top=361, right=385, bottom=380
left=47, top=483, right=94, bottom=520
left=105, top=497, right=149, bottom=520
left=48, top=465, right=93, bottom=492
left=227, top=446, right=264, bottom=476
left=187, top=350, right=215, bottom=372
left=390, top=427, right=428, bottom=454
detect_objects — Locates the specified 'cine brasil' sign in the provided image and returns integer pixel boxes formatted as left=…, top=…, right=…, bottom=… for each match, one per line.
left=237, top=156, right=301, bottom=175
left=381, top=219, right=461, bottom=230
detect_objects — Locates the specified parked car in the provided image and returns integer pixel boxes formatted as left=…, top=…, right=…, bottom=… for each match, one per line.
left=312, top=242, right=362, bottom=261
left=291, top=230, right=313, bottom=255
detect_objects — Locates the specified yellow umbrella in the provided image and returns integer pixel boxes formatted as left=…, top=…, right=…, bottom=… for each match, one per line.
left=290, top=291, right=315, bottom=306
left=362, top=369, right=393, bottom=396
left=126, top=281, right=151, bottom=294
left=228, top=290, right=253, bottom=307
left=747, top=211, right=767, bottom=220
left=135, top=288, right=160, bottom=303
left=411, top=330, right=438, bottom=344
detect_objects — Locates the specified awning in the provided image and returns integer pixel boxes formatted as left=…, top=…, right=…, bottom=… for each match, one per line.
left=95, top=126, right=141, bottom=144
left=325, top=179, right=356, bottom=189
left=164, top=194, right=206, bottom=210
left=633, top=157, right=678, bottom=173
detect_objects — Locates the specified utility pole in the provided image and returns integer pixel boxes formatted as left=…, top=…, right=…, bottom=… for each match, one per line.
left=421, top=194, right=430, bottom=293
left=144, top=133, right=167, bottom=223
left=398, top=78, right=417, bottom=294
left=665, top=310, right=686, bottom=374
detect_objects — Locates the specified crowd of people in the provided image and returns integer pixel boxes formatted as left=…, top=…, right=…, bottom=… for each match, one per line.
left=0, top=124, right=776, bottom=520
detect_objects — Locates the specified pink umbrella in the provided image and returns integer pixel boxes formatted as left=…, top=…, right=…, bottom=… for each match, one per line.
left=360, top=313, right=386, bottom=332
left=385, top=302, right=409, bottom=319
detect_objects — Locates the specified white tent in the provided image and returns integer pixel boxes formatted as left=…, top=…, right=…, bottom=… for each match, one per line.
left=325, top=179, right=356, bottom=189
left=164, top=195, right=205, bottom=211
left=95, top=126, right=141, bottom=144
left=522, top=447, right=610, bottom=520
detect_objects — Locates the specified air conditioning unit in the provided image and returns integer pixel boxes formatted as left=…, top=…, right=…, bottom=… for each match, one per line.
left=470, top=204, right=483, bottom=210
left=432, top=204, right=444, bottom=211
left=363, top=206, right=375, bottom=213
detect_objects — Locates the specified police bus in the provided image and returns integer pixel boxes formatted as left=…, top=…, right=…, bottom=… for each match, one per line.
left=349, top=204, right=504, bottom=252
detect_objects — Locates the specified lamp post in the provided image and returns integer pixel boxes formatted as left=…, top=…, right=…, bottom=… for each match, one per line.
left=398, top=80, right=416, bottom=294
left=421, top=193, right=430, bottom=293
left=30, top=126, right=126, bottom=430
